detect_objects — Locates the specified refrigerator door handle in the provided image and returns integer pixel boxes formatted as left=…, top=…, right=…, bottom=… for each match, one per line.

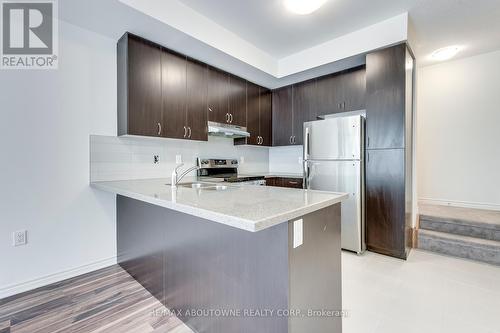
left=304, top=126, right=310, bottom=160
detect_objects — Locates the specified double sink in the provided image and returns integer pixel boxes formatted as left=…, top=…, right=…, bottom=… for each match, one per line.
left=178, top=182, right=229, bottom=191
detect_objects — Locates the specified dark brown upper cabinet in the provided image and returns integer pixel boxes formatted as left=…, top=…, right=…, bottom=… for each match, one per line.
left=161, top=49, right=187, bottom=140
left=272, top=86, right=293, bottom=146
left=228, top=75, right=247, bottom=127
left=313, top=67, right=366, bottom=119
left=366, top=44, right=406, bottom=149
left=118, top=33, right=162, bottom=137
left=207, top=66, right=229, bottom=124
left=272, top=80, right=316, bottom=147
left=259, top=88, right=272, bottom=146
left=235, top=82, right=272, bottom=146
left=186, top=59, right=208, bottom=141
left=245, top=81, right=260, bottom=145
left=161, top=50, right=208, bottom=141
left=292, top=80, right=316, bottom=145
left=118, top=33, right=207, bottom=141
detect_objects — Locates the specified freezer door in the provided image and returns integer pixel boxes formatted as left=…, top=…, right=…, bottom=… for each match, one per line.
left=305, top=160, right=364, bottom=253
left=304, top=115, right=362, bottom=160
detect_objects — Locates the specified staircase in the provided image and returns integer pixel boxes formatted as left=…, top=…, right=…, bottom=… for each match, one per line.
left=417, top=204, right=500, bottom=266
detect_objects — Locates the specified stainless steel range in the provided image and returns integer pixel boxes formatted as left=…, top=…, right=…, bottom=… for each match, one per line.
left=198, top=159, right=266, bottom=185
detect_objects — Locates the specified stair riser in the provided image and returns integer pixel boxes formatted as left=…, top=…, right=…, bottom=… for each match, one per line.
left=418, top=234, right=500, bottom=266
left=420, top=219, right=500, bottom=242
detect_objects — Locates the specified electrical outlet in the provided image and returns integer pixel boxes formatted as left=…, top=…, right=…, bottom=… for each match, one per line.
left=176, top=155, right=182, bottom=164
left=13, top=230, right=27, bottom=247
left=153, top=155, right=160, bottom=164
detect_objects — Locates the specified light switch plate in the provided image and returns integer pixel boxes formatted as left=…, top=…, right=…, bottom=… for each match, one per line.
left=175, top=155, right=182, bottom=164
left=293, top=219, right=303, bottom=248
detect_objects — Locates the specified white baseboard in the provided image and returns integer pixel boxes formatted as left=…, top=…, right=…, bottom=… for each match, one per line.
left=0, top=256, right=117, bottom=300
left=418, top=198, right=500, bottom=212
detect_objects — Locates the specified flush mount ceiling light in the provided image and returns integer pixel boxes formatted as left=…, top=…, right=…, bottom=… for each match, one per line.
left=284, top=0, right=328, bottom=15
left=430, top=45, right=462, bottom=61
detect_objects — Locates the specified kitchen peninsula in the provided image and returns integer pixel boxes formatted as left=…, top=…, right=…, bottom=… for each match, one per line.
left=92, top=178, right=347, bottom=333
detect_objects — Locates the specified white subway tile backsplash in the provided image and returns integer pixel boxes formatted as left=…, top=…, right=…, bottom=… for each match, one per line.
left=90, top=135, right=270, bottom=182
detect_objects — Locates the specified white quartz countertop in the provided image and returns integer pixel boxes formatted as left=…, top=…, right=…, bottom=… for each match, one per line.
left=91, top=178, right=348, bottom=232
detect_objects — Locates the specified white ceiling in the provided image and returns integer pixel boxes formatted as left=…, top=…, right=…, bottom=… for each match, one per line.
left=59, top=0, right=500, bottom=88
left=178, top=0, right=500, bottom=66
left=178, top=0, right=413, bottom=58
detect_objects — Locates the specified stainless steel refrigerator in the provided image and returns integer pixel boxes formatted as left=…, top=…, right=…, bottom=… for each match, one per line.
left=303, top=113, right=365, bottom=254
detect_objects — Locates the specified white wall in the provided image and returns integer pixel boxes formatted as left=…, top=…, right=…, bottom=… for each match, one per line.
left=90, top=135, right=269, bottom=182
left=417, top=50, right=500, bottom=210
left=0, top=21, right=118, bottom=297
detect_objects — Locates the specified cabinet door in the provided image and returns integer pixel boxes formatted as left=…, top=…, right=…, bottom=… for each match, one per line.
left=292, top=80, right=316, bottom=145
left=343, top=68, right=366, bottom=112
left=127, top=36, right=162, bottom=137
left=207, top=67, right=229, bottom=124
left=272, top=86, right=293, bottom=146
left=314, top=74, right=344, bottom=118
left=161, top=50, right=187, bottom=139
left=228, top=75, right=247, bottom=127
left=366, top=44, right=406, bottom=149
left=245, top=82, right=260, bottom=145
left=186, top=59, right=208, bottom=141
left=259, top=88, right=272, bottom=146
left=365, top=149, right=406, bottom=258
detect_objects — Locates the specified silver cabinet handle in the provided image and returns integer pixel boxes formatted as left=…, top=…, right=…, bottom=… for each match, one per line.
left=292, top=136, right=296, bottom=144
left=225, top=113, right=230, bottom=123
left=208, top=107, right=213, bottom=112
left=188, top=127, right=192, bottom=138
left=290, top=136, right=293, bottom=144
left=288, top=181, right=298, bottom=185
left=229, top=114, right=233, bottom=123
left=183, top=126, right=187, bottom=138
left=157, top=123, right=162, bottom=136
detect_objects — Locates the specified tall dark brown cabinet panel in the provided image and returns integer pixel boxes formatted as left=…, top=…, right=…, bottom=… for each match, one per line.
left=161, top=50, right=187, bottom=139
left=365, top=149, right=406, bottom=258
left=207, top=67, right=229, bottom=124
left=259, top=88, right=272, bottom=146
left=228, top=75, right=247, bottom=127
left=365, top=43, right=414, bottom=260
left=118, top=34, right=162, bottom=137
left=292, top=80, right=316, bottom=145
left=272, top=86, right=293, bottom=146
left=245, top=82, right=260, bottom=145
left=186, top=59, right=208, bottom=141
left=366, top=44, right=406, bottom=149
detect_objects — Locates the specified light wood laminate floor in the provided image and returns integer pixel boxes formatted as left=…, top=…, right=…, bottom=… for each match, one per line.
left=0, top=265, right=193, bottom=333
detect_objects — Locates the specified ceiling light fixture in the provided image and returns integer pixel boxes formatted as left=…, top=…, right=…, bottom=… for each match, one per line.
left=430, top=45, right=462, bottom=61
left=284, top=0, right=328, bottom=15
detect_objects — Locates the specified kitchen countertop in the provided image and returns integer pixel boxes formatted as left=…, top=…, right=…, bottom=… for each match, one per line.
left=91, top=178, right=347, bottom=232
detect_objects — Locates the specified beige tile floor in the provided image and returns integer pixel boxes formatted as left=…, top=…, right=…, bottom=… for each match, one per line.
left=342, top=250, right=500, bottom=333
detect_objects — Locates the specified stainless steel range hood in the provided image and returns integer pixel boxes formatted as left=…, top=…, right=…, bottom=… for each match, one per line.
left=207, top=121, right=250, bottom=138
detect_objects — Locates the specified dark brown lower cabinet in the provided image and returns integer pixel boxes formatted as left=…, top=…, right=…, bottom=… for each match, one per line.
left=365, top=148, right=409, bottom=259
left=266, top=177, right=303, bottom=189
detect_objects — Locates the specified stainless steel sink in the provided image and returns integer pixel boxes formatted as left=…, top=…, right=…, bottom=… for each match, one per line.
left=178, top=182, right=228, bottom=191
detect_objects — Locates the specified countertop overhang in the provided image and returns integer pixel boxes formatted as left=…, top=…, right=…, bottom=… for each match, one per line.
left=91, top=178, right=348, bottom=232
